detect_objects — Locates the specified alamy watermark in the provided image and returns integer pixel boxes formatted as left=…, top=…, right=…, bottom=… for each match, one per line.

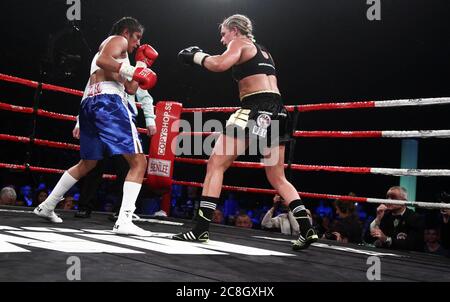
left=66, top=0, right=81, bottom=21
left=174, top=113, right=283, bottom=166
left=367, top=0, right=381, bottom=21
left=366, top=256, right=381, bottom=280
left=66, top=256, right=81, bottom=281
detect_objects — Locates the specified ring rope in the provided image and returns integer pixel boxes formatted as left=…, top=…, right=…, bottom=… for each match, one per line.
left=0, top=162, right=116, bottom=180
left=0, top=101, right=76, bottom=121
left=2, top=73, right=449, bottom=113
left=0, top=73, right=83, bottom=97
left=1, top=133, right=449, bottom=177
left=293, top=130, right=450, bottom=138
left=7, top=96, right=446, bottom=140
left=181, top=97, right=450, bottom=113
left=172, top=180, right=450, bottom=210
left=177, top=130, right=450, bottom=139
left=1, top=162, right=448, bottom=209
left=0, top=134, right=80, bottom=150
left=174, top=157, right=450, bottom=177
left=4, top=98, right=448, bottom=138
left=292, top=97, right=450, bottom=112
left=0, top=74, right=144, bottom=109
left=0, top=101, right=148, bottom=134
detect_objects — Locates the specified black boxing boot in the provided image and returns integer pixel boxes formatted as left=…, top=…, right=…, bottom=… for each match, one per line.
left=289, top=199, right=318, bottom=250
left=172, top=196, right=218, bottom=242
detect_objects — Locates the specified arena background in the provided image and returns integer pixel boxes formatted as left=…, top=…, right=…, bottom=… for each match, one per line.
left=0, top=0, right=449, bottom=205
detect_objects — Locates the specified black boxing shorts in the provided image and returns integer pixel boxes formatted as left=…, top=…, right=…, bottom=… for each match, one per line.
left=224, top=92, right=293, bottom=149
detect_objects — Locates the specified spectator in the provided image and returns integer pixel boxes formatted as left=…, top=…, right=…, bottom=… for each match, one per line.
left=104, top=202, right=114, bottom=213
left=315, top=215, right=332, bottom=238
left=172, top=198, right=195, bottom=219
left=324, top=199, right=363, bottom=244
left=15, top=199, right=26, bottom=207
left=438, top=191, right=450, bottom=250
left=246, top=209, right=258, bottom=228
left=141, top=196, right=163, bottom=216
left=423, top=228, right=448, bottom=256
left=355, top=203, right=368, bottom=221
left=18, top=185, right=33, bottom=206
left=187, top=186, right=200, bottom=218
left=223, top=193, right=239, bottom=224
left=212, top=209, right=225, bottom=224
left=0, top=186, right=17, bottom=205
left=235, top=213, right=253, bottom=229
left=315, top=200, right=333, bottom=218
left=59, top=195, right=75, bottom=210
left=153, top=209, right=168, bottom=217
left=35, top=189, right=49, bottom=207
left=261, top=194, right=300, bottom=236
left=365, top=186, right=424, bottom=251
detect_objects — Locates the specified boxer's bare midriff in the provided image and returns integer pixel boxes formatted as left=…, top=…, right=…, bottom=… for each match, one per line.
left=238, top=74, right=280, bottom=100
left=89, top=69, right=125, bottom=85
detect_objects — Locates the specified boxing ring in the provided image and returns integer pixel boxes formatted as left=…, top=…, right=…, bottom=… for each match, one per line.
left=1, top=73, right=450, bottom=282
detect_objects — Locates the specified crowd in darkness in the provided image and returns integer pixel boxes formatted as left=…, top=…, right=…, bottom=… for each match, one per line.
left=169, top=185, right=450, bottom=257
left=2, top=178, right=448, bottom=257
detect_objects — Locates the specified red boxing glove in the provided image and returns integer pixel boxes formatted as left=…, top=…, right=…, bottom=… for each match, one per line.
left=132, top=67, right=157, bottom=90
left=135, top=44, right=158, bottom=67
left=119, top=63, right=157, bottom=89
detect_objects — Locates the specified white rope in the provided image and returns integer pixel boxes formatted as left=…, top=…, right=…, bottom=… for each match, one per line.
left=366, top=198, right=450, bottom=209
left=370, top=168, right=450, bottom=177
left=382, top=130, right=450, bottom=138
left=374, top=97, right=450, bottom=108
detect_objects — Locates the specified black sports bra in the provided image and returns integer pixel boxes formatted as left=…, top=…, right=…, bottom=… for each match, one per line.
left=231, top=43, right=276, bottom=81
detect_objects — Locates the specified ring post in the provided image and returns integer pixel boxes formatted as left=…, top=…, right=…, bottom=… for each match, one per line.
left=144, top=101, right=182, bottom=215
left=286, top=106, right=300, bottom=182
left=400, top=139, right=419, bottom=206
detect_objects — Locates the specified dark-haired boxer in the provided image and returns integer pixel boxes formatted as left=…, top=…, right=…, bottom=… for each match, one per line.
left=34, top=17, right=157, bottom=236
left=72, top=87, right=157, bottom=219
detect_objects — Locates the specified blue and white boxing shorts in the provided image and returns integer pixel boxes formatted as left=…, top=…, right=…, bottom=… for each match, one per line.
left=79, top=81, right=142, bottom=160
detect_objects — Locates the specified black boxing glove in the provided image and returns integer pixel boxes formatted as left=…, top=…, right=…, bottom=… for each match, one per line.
left=178, top=46, right=210, bottom=67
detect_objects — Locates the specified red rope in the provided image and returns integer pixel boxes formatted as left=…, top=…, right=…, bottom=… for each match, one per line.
left=172, top=180, right=367, bottom=202
left=0, top=132, right=380, bottom=175
left=38, top=109, right=77, bottom=121
left=174, top=157, right=371, bottom=174
left=182, top=107, right=239, bottom=113
left=0, top=74, right=40, bottom=89
left=0, top=101, right=147, bottom=129
left=293, top=101, right=375, bottom=112
left=0, top=73, right=83, bottom=96
left=0, top=102, right=33, bottom=114
left=41, top=83, right=83, bottom=97
left=0, top=134, right=80, bottom=150
left=0, top=162, right=116, bottom=180
left=0, top=162, right=365, bottom=202
left=0, top=163, right=66, bottom=174
left=2, top=73, right=448, bottom=117
left=0, top=101, right=77, bottom=121
left=180, top=102, right=377, bottom=114
left=293, top=130, right=382, bottom=138
left=178, top=131, right=384, bottom=138
left=2, top=162, right=444, bottom=208
left=178, top=131, right=219, bottom=136
left=172, top=180, right=276, bottom=195
left=0, top=74, right=151, bottom=110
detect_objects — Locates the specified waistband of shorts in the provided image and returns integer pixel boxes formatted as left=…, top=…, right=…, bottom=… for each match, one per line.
left=240, top=90, right=282, bottom=103
left=82, top=81, right=126, bottom=100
